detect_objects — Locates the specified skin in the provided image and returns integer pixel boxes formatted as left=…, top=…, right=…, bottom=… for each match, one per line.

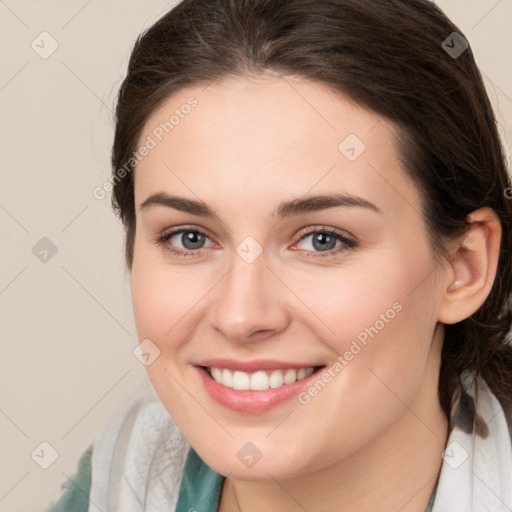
left=130, top=73, right=501, bottom=512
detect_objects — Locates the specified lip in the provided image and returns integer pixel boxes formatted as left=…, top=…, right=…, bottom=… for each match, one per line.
left=195, top=358, right=324, bottom=372
left=194, top=364, right=325, bottom=414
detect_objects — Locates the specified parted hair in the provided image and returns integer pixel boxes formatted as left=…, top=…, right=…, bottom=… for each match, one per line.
left=111, top=0, right=512, bottom=431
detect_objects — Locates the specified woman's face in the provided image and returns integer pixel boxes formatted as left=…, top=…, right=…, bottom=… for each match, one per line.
left=130, top=74, right=447, bottom=479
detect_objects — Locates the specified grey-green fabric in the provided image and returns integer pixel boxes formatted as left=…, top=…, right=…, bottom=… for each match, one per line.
left=45, top=445, right=93, bottom=512
left=174, top=447, right=225, bottom=511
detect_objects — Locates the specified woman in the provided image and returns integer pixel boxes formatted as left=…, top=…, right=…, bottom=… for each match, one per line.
left=46, top=0, right=512, bottom=510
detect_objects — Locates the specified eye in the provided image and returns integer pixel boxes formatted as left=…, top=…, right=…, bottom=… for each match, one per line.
left=156, top=228, right=215, bottom=257
left=292, top=227, right=356, bottom=257
left=155, top=226, right=356, bottom=258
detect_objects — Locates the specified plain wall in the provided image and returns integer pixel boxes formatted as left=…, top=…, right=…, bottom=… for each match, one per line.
left=0, top=1, right=510, bottom=510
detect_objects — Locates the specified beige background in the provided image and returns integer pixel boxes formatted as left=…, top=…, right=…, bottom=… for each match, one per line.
left=0, top=1, right=511, bottom=510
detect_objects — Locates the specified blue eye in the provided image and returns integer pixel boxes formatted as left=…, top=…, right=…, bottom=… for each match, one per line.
left=293, top=228, right=356, bottom=258
left=156, top=228, right=213, bottom=257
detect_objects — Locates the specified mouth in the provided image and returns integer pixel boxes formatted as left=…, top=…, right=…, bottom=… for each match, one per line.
left=202, top=365, right=323, bottom=391
left=194, top=361, right=327, bottom=413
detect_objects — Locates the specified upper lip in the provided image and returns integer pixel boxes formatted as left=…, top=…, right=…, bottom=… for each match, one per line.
left=195, top=358, right=325, bottom=372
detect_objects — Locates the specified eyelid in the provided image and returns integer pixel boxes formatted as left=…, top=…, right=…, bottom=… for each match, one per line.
left=156, top=225, right=356, bottom=258
left=156, top=226, right=215, bottom=251
left=294, top=225, right=355, bottom=244
left=290, top=226, right=356, bottom=255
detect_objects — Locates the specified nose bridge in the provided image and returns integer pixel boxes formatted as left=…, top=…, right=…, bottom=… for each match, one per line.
left=208, top=246, right=288, bottom=342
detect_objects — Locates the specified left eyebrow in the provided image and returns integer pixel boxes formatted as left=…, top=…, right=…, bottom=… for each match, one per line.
left=138, top=192, right=382, bottom=219
left=274, top=192, right=382, bottom=219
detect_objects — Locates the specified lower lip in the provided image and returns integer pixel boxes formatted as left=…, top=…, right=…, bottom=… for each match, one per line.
left=195, top=366, right=324, bottom=413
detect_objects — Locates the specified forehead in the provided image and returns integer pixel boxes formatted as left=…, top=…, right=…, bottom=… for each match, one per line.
left=134, top=74, right=420, bottom=219
left=139, top=73, right=384, bottom=157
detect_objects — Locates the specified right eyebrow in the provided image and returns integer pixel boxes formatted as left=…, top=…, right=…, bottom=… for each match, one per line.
left=139, top=193, right=218, bottom=218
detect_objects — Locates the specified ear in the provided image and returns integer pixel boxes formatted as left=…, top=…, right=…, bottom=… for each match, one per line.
left=438, top=207, right=502, bottom=325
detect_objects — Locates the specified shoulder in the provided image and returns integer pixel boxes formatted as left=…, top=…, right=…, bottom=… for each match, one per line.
left=498, top=394, right=512, bottom=443
left=44, top=444, right=93, bottom=512
left=89, top=385, right=190, bottom=511
left=432, top=373, right=512, bottom=510
left=44, top=385, right=190, bottom=512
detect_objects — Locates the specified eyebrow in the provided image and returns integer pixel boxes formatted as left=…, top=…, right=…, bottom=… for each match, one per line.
left=139, top=192, right=382, bottom=219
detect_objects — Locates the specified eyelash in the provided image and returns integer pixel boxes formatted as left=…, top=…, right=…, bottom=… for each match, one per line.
left=155, top=226, right=357, bottom=258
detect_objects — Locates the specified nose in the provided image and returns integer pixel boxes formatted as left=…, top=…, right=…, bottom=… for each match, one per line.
left=207, top=251, right=290, bottom=344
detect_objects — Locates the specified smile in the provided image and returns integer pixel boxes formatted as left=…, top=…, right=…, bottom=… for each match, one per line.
left=207, top=366, right=316, bottom=390
left=195, top=360, right=327, bottom=413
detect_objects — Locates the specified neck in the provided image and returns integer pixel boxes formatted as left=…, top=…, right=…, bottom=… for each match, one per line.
left=218, top=344, right=448, bottom=512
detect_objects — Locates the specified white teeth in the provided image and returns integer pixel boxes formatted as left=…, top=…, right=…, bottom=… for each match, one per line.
left=207, top=366, right=317, bottom=390
left=233, top=371, right=250, bottom=390
left=222, top=368, right=233, bottom=387
left=211, top=367, right=222, bottom=382
left=283, top=369, right=297, bottom=384
left=269, top=370, right=284, bottom=388
left=250, top=371, right=269, bottom=391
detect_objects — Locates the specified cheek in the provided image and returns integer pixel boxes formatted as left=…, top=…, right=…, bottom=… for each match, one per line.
left=280, top=264, right=439, bottom=473
left=293, top=246, right=439, bottom=412
left=287, top=245, right=437, bottom=356
left=130, top=251, right=211, bottom=419
left=130, top=247, right=207, bottom=345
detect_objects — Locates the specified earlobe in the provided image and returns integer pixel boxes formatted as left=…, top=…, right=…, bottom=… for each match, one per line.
left=438, top=207, right=501, bottom=325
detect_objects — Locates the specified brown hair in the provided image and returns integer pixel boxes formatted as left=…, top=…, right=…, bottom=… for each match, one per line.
left=111, top=0, right=512, bottom=428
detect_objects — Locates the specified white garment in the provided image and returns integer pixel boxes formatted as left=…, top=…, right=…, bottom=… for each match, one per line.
left=88, top=383, right=189, bottom=512
left=87, top=375, right=512, bottom=512
left=432, top=373, right=512, bottom=511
